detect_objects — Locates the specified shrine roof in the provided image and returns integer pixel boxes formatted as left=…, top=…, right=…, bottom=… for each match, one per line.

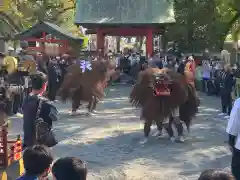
left=15, top=21, right=84, bottom=42
left=75, top=0, right=175, bottom=28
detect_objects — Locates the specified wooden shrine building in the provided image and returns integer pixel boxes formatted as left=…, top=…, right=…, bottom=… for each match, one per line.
left=14, top=21, right=84, bottom=55
left=75, top=0, right=175, bottom=57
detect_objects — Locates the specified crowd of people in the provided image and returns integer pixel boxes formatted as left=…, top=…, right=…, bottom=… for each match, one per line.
left=1, top=43, right=240, bottom=179
left=14, top=143, right=236, bottom=180
left=196, top=59, right=237, bottom=119
left=17, top=145, right=87, bottom=180
left=18, top=145, right=236, bottom=180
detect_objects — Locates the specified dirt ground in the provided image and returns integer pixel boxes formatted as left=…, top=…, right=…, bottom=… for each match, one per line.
left=8, top=85, right=231, bottom=179
left=36, top=85, right=230, bottom=180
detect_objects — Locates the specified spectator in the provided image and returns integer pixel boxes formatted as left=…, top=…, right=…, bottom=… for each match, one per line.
left=226, top=97, right=240, bottom=180
left=163, top=56, right=168, bottom=68
left=218, top=64, right=234, bottom=119
left=52, top=157, right=87, bottom=180
left=47, top=58, right=62, bottom=101
left=17, top=145, right=53, bottom=180
left=177, top=57, right=186, bottom=75
left=195, top=63, right=202, bottom=91
left=118, top=50, right=131, bottom=74
left=198, top=169, right=235, bottom=180
left=201, top=60, right=211, bottom=93
left=22, top=72, right=58, bottom=148
left=213, top=62, right=223, bottom=96
left=148, top=52, right=162, bottom=69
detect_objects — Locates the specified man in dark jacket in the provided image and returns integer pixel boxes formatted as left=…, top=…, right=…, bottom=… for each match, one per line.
left=58, top=56, right=69, bottom=87
left=177, top=58, right=186, bottom=75
left=119, top=54, right=131, bottom=74
left=219, top=64, right=235, bottom=119
left=22, top=72, right=58, bottom=148
left=47, top=58, right=62, bottom=101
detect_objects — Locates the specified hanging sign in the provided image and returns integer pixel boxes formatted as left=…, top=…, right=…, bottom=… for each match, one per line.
left=79, top=60, right=92, bottom=72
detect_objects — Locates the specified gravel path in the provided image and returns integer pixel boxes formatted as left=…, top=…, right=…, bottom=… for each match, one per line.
left=9, top=85, right=232, bottom=180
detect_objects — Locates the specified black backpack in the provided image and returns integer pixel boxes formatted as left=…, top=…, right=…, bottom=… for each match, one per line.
left=35, top=97, right=58, bottom=147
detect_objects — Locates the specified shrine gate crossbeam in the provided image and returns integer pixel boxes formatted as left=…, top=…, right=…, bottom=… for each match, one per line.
left=75, top=0, right=176, bottom=57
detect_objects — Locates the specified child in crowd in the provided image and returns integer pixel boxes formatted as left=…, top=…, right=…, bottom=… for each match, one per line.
left=52, top=157, right=87, bottom=180
left=17, top=145, right=53, bottom=180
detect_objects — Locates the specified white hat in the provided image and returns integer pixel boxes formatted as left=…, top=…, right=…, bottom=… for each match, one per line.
left=8, top=47, right=14, bottom=51
left=16, top=47, right=22, bottom=53
left=107, top=52, right=113, bottom=56
left=188, top=56, right=194, bottom=61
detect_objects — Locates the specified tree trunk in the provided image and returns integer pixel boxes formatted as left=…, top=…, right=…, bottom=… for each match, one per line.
left=232, top=18, right=240, bottom=39
left=186, top=0, right=195, bottom=52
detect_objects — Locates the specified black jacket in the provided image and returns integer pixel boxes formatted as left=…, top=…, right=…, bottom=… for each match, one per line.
left=219, top=70, right=234, bottom=94
left=47, top=62, right=62, bottom=85
left=177, top=62, right=185, bottom=75
left=22, top=95, right=58, bottom=147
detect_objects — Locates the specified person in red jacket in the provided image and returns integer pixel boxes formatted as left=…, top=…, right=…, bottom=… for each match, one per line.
left=184, top=56, right=196, bottom=87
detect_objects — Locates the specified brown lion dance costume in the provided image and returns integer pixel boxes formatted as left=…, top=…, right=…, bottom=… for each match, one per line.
left=130, top=68, right=199, bottom=144
left=58, top=59, right=119, bottom=115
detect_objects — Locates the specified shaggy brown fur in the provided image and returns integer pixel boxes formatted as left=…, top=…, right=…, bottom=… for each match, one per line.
left=130, top=68, right=188, bottom=119
left=130, top=67, right=198, bottom=135
left=179, top=83, right=199, bottom=131
left=57, top=59, right=118, bottom=112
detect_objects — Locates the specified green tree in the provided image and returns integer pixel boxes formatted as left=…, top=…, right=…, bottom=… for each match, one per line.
left=7, top=0, right=76, bottom=28
left=166, top=0, right=240, bottom=52
left=0, top=12, right=21, bottom=36
left=3, top=0, right=87, bottom=48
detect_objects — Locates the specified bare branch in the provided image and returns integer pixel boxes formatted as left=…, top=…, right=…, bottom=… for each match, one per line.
left=57, top=6, right=75, bottom=14
left=0, top=12, right=21, bottom=32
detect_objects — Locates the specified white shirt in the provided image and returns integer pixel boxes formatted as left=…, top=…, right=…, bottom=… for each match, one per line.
left=202, top=62, right=211, bottom=78
left=163, top=61, right=168, bottom=68
left=174, top=64, right=179, bottom=71
left=116, top=57, right=120, bottom=67
left=128, top=55, right=140, bottom=66
left=226, top=98, right=240, bottom=150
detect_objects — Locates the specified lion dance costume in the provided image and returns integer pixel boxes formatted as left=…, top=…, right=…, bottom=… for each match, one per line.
left=130, top=67, right=199, bottom=144
left=58, top=59, right=119, bottom=115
